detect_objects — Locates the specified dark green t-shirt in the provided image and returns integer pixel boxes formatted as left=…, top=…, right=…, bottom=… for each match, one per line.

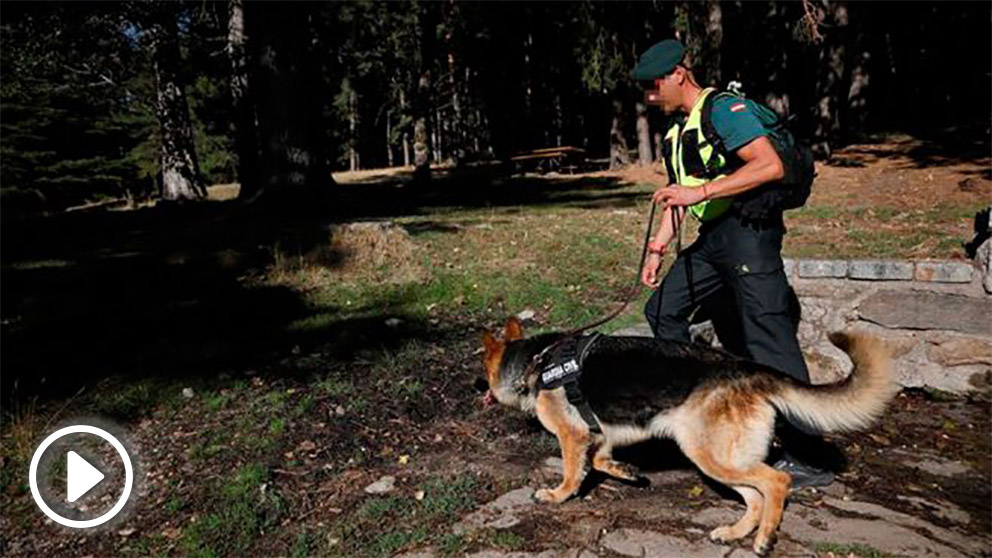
left=710, top=96, right=768, bottom=152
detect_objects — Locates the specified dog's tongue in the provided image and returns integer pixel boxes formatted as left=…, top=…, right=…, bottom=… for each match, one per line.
left=482, top=390, right=494, bottom=407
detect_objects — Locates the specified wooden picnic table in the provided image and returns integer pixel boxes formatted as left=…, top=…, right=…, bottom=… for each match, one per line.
left=510, top=146, right=586, bottom=174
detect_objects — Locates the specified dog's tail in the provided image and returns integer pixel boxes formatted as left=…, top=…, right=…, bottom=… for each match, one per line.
left=768, top=331, right=899, bottom=433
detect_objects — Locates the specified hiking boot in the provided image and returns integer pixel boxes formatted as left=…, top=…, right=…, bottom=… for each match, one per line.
left=773, top=456, right=835, bottom=489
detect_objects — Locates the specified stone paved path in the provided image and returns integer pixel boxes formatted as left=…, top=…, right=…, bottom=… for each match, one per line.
left=397, top=453, right=989, bottom=558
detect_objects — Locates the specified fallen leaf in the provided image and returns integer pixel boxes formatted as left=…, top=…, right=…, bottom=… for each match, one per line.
left=868, top=433, right=891, bottom=446
left=299, top=440, right=316, bottom=452
left=161, top=527, right=181, bottom=540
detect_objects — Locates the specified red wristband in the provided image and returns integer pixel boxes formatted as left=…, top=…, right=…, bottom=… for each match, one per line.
left=647, top=241, right=666, bottom=254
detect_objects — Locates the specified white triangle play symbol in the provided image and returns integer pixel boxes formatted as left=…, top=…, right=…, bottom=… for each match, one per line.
left=66, top=451, right=105, bottom=503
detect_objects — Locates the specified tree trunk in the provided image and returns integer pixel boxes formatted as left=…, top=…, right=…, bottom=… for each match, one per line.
left=674, top=2, right=722, bottom=86
left=443, top=2, right=464, bottom=165
left=609, top=99, right=630, bottom=170
left=400, top=88, right=411, bottom=166
left=636, top=102, right=652, bottom=166
left=703, top=0, right=723, bottom=86
left=653, top=131, right=663, bottom=163
left=150, top=5, right=205, bottom=201
left=386, top=111, right=394, bottom=167
left=413, top=73, right=431, bottom=181
left=846, top=5, right=870, bottom=140
left=243, top=2, right=331, bottom=206
left=412, top=1, right=436, bottom=184
left=756, top=2, right=790, bottom=119
left=228, top=0, right=259, bottom=200
left=674, top=4, right=699, bottom=69
left=433, top=105, right=443, bottom=162
left=522, top=30, right=533, bottom=148
left=813, top=0, right=849, bottom=158
left=348, top=87, right=359, bottom=171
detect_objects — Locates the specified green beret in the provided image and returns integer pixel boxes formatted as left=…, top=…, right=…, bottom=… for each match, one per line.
left=631, top=39, right=686, bottom=81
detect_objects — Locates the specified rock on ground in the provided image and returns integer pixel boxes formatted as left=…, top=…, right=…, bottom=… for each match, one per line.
left=363, top=475, right=395, bottom=494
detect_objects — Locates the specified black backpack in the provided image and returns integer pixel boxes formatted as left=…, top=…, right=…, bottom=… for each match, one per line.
left=699, top=91, right=815, bottom=217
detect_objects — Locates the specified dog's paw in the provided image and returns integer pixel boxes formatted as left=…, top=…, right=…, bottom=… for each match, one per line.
left=708, top=525, right=735, bottom=544
left=611, top=462, right=641, bottom=481
left=533, top=488, right=566, bottom=504
left=752, top=533, right=777, bottom=557
left=595, top=459, right=640, bottom=481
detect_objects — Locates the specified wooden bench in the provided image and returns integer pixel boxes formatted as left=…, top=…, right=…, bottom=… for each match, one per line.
left=510, top=146, right=586, bottom=174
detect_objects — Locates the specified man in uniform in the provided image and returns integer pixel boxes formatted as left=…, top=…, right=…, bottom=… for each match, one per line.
left=632, top=39, right=834, bottom=488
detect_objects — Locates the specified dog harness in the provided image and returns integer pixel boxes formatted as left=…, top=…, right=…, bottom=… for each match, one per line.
left=536, top=333, right=603, bottom=434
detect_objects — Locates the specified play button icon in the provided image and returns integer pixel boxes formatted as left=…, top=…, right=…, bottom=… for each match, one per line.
left=66, top=451, right=105, bottom=503
left=29, top=424, right=134, bottom=528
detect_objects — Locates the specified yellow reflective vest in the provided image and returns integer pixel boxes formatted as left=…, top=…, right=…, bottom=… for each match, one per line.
left=663, top=88, right=733, bottom=221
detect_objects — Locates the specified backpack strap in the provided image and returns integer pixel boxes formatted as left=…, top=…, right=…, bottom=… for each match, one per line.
left=699, top=91, right=737, bottom=179
left=661, top=118, right=679, bottom=186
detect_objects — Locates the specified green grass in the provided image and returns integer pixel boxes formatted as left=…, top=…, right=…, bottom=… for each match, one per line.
left=90, top=379, right=182, bottom=420
left=371, top=528, right=429, bottom=557
left=179, top=464, right=283, bottom=557
left=785, top=200, right=983, bottom=259
left=349, top=396, right=367, bottom=413
left=402, top=379, right=424, bottom=398
left=328, top=473, right=487, bottom=558
left=922, top=386, right=962, bottom=402
left=437, top=533, right=468, bottom=556
left=121, top=534, right=169, bottom=558
left=845, top=229, right=933, bottom=257
left=288, top=212, right=645, bottom=333
left=268, top=417, right=285, bottom=437
left=485, top=530, right=526, bottom=550
left=293, top=393, right=316, bottom=416
left=264, top=390, right=287, bottom=409
left=290, top=531, right=314, bottom=558
left=271, top=186, right=973, bottom=337
left=317, top=377, right=355, bottom=398
left=189, top=430, right=229, bottom=461
left=418, top=474, right=481, bottom=521
left=358, top=496, right=408, bottom=519
left=166, top=494, right=185, bottom=514
left=203, top=392, right=230, bottom=412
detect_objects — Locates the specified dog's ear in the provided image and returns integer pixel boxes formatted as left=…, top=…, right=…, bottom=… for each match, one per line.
left=483, top=330, right=502, bottom=354
left=482, top=330, right=505, bottom=388
left=505, top=316, right=524, bottom=341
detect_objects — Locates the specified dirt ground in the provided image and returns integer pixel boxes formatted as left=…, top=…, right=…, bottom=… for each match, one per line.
left=2, top=329, right=988, bottom=557
left=1, top=135, right=990, bottom=557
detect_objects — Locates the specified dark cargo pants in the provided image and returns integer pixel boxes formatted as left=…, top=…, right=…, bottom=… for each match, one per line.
left=644, top=211, right=810, bottom=384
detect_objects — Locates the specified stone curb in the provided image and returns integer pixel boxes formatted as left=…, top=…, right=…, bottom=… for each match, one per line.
left=785, top=258, right=976, bottom=284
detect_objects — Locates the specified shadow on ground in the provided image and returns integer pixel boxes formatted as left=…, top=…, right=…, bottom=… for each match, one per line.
left=824, top=125, right=991, bottom=176
left=334, top=164, right=635, bottom=220
left=1, top=169, right=635, bottom=405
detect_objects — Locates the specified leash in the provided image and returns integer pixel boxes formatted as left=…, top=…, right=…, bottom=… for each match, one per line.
left=515, top=186, right=690, bottom=435
left=526, top=194, right=665, bottom=379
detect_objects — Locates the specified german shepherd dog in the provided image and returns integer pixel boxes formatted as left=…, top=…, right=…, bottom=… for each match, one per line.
left=481, top=318, right=897, bottom=555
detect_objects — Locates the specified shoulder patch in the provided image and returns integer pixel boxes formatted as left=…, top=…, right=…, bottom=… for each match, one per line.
left=729, top=103, right=747, bottom=113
